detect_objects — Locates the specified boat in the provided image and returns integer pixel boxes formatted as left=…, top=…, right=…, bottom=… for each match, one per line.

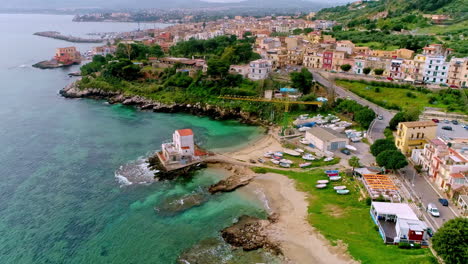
left=329, top=176, right=341, bottom=181
left=274, top=152, right=284, bottom=157
left=270, top=159, right=280, bottom=165
left=324, top=157, right=334, bottom=162
left=302, top=154, right=316, bottom=161
left=325, top=170, right=339, bottom=174
left=345, top=145, right=357, bottom=151
left=264, top=151, right=274, bottom=158
left=317, top=180, right=329, bottom=184
left=294, top=148, right=305, bottom=153
left=336, top=189, right=350, bottom=195
left=299, top=162, right=312, bottom=168
left=333, top=186, right=346, bottom=190
left=300, top=138, right=309, bottom=145
left=280, top=159, right=293, bottom=164
left=279, top=162, right=291, bottom=168
left=316, top=184, right=327, bottom=189
left=298, top=127, right=312, bottom=132
left=284, top=149, right=301, bottom=157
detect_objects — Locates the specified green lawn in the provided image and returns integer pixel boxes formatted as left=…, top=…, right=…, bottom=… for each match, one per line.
left=355, top=42, right=399, bottom=51
left=253, top=168, right=436, bottom=264
left=336, top=80, right=444, bottom=112
left=416, top=20, right=468, bottom=35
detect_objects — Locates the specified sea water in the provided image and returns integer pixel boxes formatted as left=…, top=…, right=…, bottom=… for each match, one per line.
left=0, top=14, right=277, bottom=263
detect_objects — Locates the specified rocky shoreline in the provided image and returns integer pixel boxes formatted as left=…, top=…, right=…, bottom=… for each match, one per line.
left=59, top=81, right=269, bottom=126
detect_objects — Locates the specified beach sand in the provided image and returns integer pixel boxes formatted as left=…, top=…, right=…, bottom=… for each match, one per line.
left=226, top=132, right=283, bottom=162
left=215, top=133, right=356, bottom=264
left=247, top=173, right=357, bottom=264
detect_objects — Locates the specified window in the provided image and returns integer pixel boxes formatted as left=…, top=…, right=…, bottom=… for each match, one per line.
left=429, top=65, right=432, bottom=69
left=435, top=66, right=439, bottom=70
left=440, top=79, right=444, bottom=82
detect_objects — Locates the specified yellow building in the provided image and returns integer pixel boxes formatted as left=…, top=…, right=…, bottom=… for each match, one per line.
left=395, top=121, right=438, bottom=156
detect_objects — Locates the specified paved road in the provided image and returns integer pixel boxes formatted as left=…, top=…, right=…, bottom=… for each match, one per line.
left=311, top=70, right=395, bottom=141
left=399, top=166, right=459, bottom=231
left=311, top=70, right=461, bottom=230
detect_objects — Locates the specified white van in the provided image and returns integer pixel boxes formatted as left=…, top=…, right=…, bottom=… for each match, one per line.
left=427, top=203, right=440, bottom=217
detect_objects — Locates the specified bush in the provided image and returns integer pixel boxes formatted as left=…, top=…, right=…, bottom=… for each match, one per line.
left=366, top=197, right=372, bottom=206
left=375, top=87, right=381, bottom=93
left=398, top=242, right=411, bottom=249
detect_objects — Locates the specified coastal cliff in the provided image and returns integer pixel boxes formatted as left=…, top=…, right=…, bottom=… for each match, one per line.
left=60, top=81, right=268, bottom=126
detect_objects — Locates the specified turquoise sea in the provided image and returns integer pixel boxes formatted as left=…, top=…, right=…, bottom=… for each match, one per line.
left=0, top=14, right=275, bottom=263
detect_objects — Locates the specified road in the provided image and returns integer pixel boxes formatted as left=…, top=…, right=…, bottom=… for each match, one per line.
left=311, top=70, right=461, bottom=231
left=399, top=165, right=459, bottom=231
left=311, top=70, right=395, bottom=141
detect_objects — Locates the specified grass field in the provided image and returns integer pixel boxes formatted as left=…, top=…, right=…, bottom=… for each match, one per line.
left=336, top=80, right=447, bottom=112
left=355, top=42, right=399, bottom=51
left=416, top=20, right=468, bottom=35
left=253, top=168, right=436, bottom=264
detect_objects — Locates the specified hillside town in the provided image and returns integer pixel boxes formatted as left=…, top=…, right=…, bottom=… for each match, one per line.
left=53, top=11, right=467, bottom=264
left=63, top=15, right=468, bottom=88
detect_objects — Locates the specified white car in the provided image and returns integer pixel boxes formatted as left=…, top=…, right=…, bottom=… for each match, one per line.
left=427, top=203, right=440, bottom=217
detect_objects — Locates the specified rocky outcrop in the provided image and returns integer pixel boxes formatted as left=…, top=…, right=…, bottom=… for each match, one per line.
left=221, top=215, right=282, bottom=254
left=60, top=81, right=268, bottom=125
left=154, top=191, right=209, bottom=216
left=208, top=174, right=255, bottom=194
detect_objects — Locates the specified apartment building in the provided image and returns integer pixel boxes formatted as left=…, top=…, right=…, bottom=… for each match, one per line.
left=447, top=57, right=468, bottom=87
left=395, top=121, right=438, bottom=156
left=423, top=56, right=449, bottom=84
left=248, top=59, right=272, bottom=80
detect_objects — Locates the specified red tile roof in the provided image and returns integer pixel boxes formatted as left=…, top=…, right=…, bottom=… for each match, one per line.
left=451, top=173, right=465, bottom=179
left=177, top=129, right=193, bottom=136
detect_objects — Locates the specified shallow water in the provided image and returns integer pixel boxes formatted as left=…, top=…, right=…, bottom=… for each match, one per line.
left=0, top=14, right=271, bottom=263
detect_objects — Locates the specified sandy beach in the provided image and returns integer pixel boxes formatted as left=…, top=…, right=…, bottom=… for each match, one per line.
left=216, top=133, right=356, bottom=264
left=247, top=173, right=357, bottom=264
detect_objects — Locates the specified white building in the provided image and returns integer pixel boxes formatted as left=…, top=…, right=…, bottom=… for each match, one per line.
left=353, top=58, right=366, bottom=75
left=370, top=202, right=429, bottom=244
left=161, top=129, right=196, bottom=165
left=423, top=56, right=449, bottom=84
left=248, top=59, right=272, bottom=80
left=305, top=127, right=349, bottom=152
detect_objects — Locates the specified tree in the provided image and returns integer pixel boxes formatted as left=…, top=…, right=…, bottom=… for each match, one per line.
left=292, top=28, right=303, bottom=35
left=149, top=45, right=164, bottom=58
left=374, top=68, right=384, bottom=75
left=376, top=150, right=408, bottom=171
left=348, top=156, right=361, bottom=174
left=207, top=58, right=229, bottom=78
left=340, top=64, right=352, bottom=72
left=432, top=218, right=468, bottom=264
left=370, top=139, right=397, bottom=157
left=290, top=68, right=313, bottom=94
left=363, top=67, right=371, bottom=75
left=355, top=108, right=376, bottom=129
left=388, top=109, right=420, bottom=130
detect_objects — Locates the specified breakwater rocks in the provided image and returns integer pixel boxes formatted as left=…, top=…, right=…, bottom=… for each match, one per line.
left=60, top=82, right=268, bottom=126
left=221, top=215, right=282, bottom=254
left=34, top=31, right=104, bottom=43
left=33, top=60, right=78, bottom=69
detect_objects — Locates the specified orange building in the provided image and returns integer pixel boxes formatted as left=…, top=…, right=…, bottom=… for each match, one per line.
left=54, top=47, right=81, bottom=65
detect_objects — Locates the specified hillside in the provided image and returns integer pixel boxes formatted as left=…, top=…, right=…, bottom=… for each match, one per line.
left=316, top=0, right=467, bottom=57
left=317, top=0, right=468, bottom=29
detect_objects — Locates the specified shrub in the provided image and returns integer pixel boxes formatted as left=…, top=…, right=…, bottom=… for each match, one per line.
left=398, top=242, right=411, bottom=249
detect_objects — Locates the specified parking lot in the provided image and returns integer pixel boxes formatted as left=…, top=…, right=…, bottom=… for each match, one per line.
left=436, top=120, right=468, bottom=139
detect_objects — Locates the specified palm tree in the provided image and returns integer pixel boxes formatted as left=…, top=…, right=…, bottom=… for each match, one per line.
left=348, top=156, right=361, bottom=176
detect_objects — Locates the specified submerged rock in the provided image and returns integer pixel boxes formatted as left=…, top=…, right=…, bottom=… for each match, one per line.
left=221, top=215, right=282, bottom=254
left=154, top=191, right=209, bottom=216
left=208, top=174, right=254, bottom=194
left=177, top=237, right=284, bottom=264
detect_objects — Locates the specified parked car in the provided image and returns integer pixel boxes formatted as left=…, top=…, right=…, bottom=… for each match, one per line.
left=427, top=203, right=440, bottom=217
left=442, top=126, right=453, bottom=131
left=427, top=228, right=434, bottom=237
left=444, top=119, right=450, bottom=124
left=377, top=115, right=383, bottom=120
left=452, top=120, right=459, bottom=125
left=249, top=159, right=257, bottom=164
left=340, top=149, right=351, bottom=155
left=438, top=198, right=449, bottom=206
left=257, top=158, right=265, bottom=164
left=449, top=85, right=459, bottom=88
left=432, top=119, right=439, bottom=123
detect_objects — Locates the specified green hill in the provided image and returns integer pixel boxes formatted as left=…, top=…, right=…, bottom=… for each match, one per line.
left=316, top=0, right=467, bottom=57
